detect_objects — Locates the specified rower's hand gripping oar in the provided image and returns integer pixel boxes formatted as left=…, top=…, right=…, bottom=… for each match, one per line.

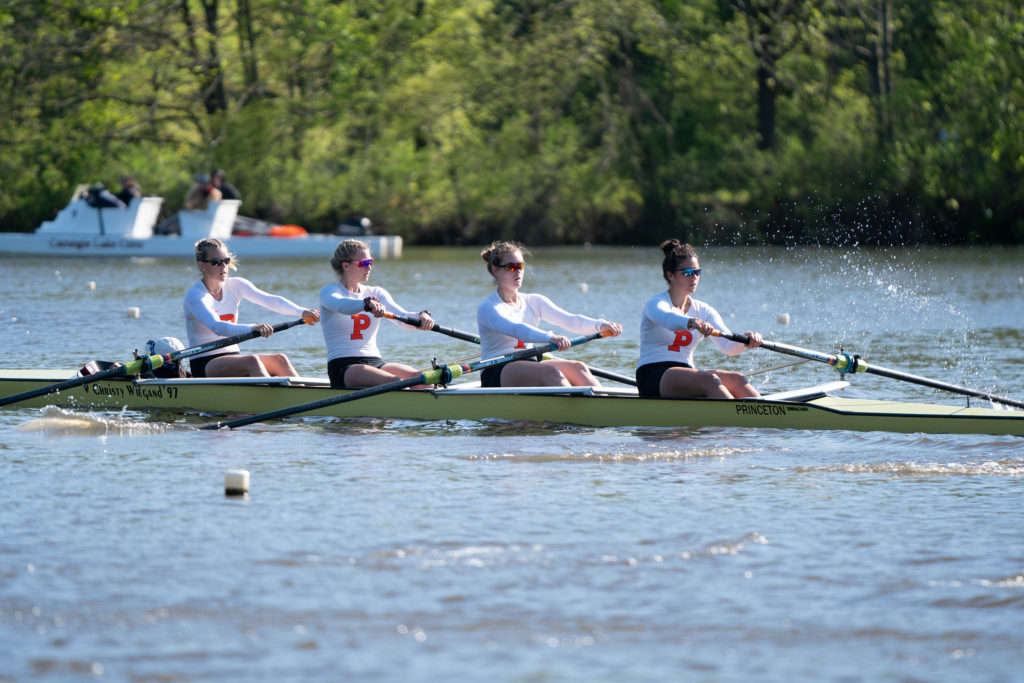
left=715, top=331, right=1024, bottom=410
left=201, top=329, right=613, bottom=430
left=0, top=317, right=311, bottom=408
left=385, top=312, right=637, bottom=387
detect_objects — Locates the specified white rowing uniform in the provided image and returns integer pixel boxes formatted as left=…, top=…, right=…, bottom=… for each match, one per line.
left=319, top=282, right=419, bottom=361
left=183, top=277, right=307, bottom=358
left=637, top=291, right=747, bottom=369
left=476, top=290, right=607, bottom=360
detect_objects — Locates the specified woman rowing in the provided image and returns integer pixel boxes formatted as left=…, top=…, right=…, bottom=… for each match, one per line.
left=185, top=238, right=319, bottom=378
left=636, top=239, right=761, bottom=398
left=320, top=239, right=435, bottom=389
left=476, top=240, right=622, bottom=387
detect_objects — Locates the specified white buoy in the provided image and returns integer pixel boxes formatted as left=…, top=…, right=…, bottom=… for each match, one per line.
left=777, top=313, right=791, bottom=325
left=1018, top=276, right=1023, bottom=288
left=580, top=283, right=589, bottom=293
left=126, top=307, right=140, bottom=319
left=86, top=281, right=96, bottom=291
left=225, top=469, right=250, bottom=496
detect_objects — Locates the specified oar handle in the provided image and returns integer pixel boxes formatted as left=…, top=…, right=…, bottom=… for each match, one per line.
left=383, top=312, right=480, bottom=344
left=716, top=331, right=751, bottom=345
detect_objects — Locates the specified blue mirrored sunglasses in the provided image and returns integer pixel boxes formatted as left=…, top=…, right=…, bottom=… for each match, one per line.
left=346, top=258, right=373, bottom=268
left=677, top=267, right=701, bottom=277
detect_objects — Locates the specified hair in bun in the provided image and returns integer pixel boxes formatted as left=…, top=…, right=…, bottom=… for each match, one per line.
left=659, top=239, right=698, bottom=282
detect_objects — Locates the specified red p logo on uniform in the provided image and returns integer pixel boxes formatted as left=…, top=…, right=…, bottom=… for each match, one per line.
left=351, top=314, right=371, bottom=340
left=668, top=329, right=693, bottom=352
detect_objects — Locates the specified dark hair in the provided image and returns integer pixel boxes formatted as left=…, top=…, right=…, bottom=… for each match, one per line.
left=660, top=239, right=698, bottom=282
left=481, top=240, right=528, bottom=275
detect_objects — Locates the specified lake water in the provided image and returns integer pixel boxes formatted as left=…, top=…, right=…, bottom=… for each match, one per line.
left=2, top=245, right=1023, bottom=681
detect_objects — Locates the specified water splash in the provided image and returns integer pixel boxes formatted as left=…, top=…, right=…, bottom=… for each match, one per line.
left=792, top=459, right=1024, bottom=476
left=15, top=405, right=169, bottom=436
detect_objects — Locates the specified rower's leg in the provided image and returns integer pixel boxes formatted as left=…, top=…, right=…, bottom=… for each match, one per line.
left=257, top=353, right=299, bottom=377
left=542, top=359, right=600, bottom=387
left=718, top=370, right=761, bottom=398
left=204, top=354, right=271, bottom=378
left=499, top=360, right=572, bottom=387
left=344, top=362, right=430, bottom=389
left=659, top=367, right=733, bottom=399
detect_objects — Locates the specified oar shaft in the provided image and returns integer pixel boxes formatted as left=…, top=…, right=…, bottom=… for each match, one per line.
left=202, top=364, right=462, bottom=430
left=584, top=365, right=637, bottom=386
left=172, top=318, right=307, bottom=361
left=203, top=330, right=609, bottom=430
left=0, top=317, right=309, bottom=408
left=719, top=332, right=1024, bottom=410
left=0, top=363, right=130, bottom=407
left=384, top=312, right=480, bottom=344
left=388, top=312, right=636, bottom=386
left=859, top=364, right=1024, bottom=409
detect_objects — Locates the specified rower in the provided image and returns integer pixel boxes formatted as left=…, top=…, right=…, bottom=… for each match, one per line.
left=319, top=239, right=435, bottom=389
left=184, top=237, right=319, bottom=378
left=476, top=240, right=622, bottom=388
left=635, top=239, right=762, bottom=398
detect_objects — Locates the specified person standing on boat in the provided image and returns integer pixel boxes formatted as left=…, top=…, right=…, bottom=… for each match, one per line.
left=477, top=240, right=622, bottom=388
left=211, top=169, right=241, bottom=200
left=636, top=239, right=762, bottom=398
left=184, top=238, right=319, bottom=378
left=320, top=239, right=436, bottom=389
left=116, top=175, right=142, bottom=205
left=184, top=174, right=222, bottom=211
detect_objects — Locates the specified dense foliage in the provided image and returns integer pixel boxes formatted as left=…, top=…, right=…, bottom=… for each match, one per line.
left=1, top=1, right=1021, bottom=244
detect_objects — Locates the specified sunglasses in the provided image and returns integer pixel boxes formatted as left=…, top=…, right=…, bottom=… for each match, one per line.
left=498, top=262, right=525, bottom=272
left=677, top=267, right=701, bottom=277
left=201, top=257, right=232, bottom=266
left=346, top=258, right=374, bottom=268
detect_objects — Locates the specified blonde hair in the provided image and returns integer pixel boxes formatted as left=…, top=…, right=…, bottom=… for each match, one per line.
left=194, top=238, right=237, bottom=270
left=481, top=240, right=528, bottom=275
left=330, top=239, right=371, bottom=275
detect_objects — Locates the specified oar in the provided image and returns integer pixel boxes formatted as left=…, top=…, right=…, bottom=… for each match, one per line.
left=385, top=312, right=637, bottom=387
left=201, top=330, right=612, bottom=430
left=716, top=332, right=1024, bottom=410
left=0, top=318, right=309, bottom=408
left=383, top=312, right=479, bottom=343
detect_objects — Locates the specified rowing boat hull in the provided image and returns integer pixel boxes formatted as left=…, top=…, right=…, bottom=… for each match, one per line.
left=2, top=371, right=1023, bottom=436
